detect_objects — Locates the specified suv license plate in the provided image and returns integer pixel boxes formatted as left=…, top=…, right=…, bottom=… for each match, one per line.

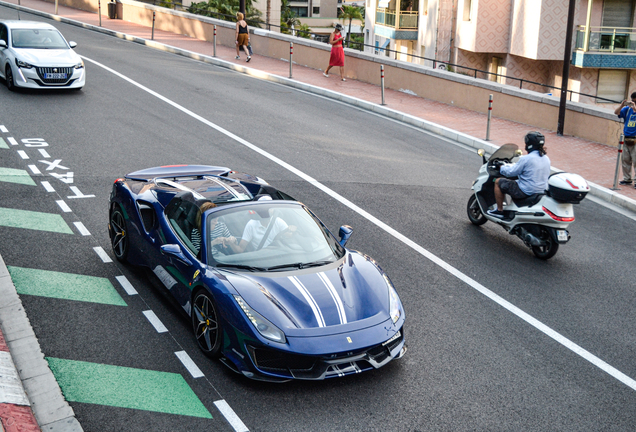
left=45, top=73, right=67, bottom=79
left=557, top=230, right=568, bottom=242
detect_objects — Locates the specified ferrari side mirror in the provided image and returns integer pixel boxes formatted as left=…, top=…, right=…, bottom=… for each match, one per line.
left=338, top=225, right=353, bottom=247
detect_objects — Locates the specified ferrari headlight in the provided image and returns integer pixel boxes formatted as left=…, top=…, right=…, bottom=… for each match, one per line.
left=384, top=274, right=402, bottom=324
left=15, top=59, right=33, bottom=69
left=234, top=295, right=286, bottom=344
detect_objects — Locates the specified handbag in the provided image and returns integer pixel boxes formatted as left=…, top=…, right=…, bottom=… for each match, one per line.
left=247, top=42, right=253, bottom=56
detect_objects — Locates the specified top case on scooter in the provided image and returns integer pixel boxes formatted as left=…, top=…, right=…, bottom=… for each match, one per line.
left=547, top=173, right=590, bottom=203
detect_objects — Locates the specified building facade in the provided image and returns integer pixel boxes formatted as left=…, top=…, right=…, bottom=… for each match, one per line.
left=365, top=0, right=636, bottom=106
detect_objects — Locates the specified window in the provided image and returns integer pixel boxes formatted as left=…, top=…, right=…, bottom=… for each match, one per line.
left=0, top=25, right=7, bottom=45
left=313, top=6, right=320, bottom=14
left=597, top=70, right=628, bottom=103
left=290, top=6, right=308, bottom=17
left=463, top=0, right=472, bottom=21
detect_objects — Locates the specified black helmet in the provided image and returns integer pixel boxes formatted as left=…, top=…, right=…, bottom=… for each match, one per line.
left=524, top=131, right=545, bottom=152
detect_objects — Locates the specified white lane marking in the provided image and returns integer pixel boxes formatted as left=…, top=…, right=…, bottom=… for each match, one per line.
left=67, top=185, right=95, bottom=199
left=7, top=137, right=18, bottom=146
left=214, top=400, right=250, bottom=432
left=318, top=272, right=347, bottom=324
left=0, top=125, right=8, bottom=133
left=0, top=351, right=30, bottom=405
left=93, top=247, right=113, bottom=263
left=28, top=164, right=41, bottom=174
left=38, top=148, right=50, bottom=158
left=288, top=276, right=325, bottom=327
left=174, top=350, right=204, bottom=378
left=41, top=181, right=55, bottom=192
left=73, top=221, right=90, bottom=236
left=85, top=57, right=636, bottom=392
left=17, top=150, right=28, bottom=159
left=143, top=310, right=169, bottom=333
left=116, top=275, right=138, bottom=295
left=56, top=200, right=72, bottom=213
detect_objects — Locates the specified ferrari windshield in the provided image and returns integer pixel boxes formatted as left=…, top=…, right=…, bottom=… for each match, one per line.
left=205, top=203, right=345, bottom=270
left=11, top=29, right=68, bottom=49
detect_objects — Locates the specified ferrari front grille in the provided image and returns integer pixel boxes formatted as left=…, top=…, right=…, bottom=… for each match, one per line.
left=249, top=347, right=316, bottom=372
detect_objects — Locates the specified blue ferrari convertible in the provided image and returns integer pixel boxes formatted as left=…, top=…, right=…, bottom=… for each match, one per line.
left=109, top=165, right=406, bottom=381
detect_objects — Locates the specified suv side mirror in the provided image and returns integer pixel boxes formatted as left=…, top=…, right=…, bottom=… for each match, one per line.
left=338, top=225, right=353, bottom=247
left=0, top=40, right=7, bottom=49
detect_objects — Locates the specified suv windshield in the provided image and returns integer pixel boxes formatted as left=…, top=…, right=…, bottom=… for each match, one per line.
left=205, top=203, right=345, bottom=270
left=11, top=28, right=68, bottom=49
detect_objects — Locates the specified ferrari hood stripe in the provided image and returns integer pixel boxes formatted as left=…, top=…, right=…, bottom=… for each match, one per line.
left=288, top=276, right=326, bottom=327
left=318, top=272, right=347, bottom=324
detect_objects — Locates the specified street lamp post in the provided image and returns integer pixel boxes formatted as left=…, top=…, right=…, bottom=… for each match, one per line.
left=557, top=0, right=577, bottom=136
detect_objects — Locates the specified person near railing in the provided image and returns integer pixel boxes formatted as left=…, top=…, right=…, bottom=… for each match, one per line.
left=614, top=91, right=636, bottom=187
left=235, top=12, right=251, bottom=62
left=323, top=24, right=346, bottom=81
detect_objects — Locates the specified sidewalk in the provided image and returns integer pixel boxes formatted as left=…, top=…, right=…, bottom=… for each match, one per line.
left=1, top=1, right=636, bottom=430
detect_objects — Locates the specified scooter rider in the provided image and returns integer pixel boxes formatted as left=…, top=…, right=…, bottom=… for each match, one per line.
left=487, top=132, right=551, bottom=219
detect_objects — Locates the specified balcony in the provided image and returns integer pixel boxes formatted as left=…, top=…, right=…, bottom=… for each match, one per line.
left=573, top=25, right=636, bottom=69
left=375, top=9, right=418, bottom=30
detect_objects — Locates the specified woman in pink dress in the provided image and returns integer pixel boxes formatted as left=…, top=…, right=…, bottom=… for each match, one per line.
left=323, top=24, right=345, bottom=81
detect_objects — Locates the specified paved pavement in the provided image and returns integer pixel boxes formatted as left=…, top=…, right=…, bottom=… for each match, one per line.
left=0, top=1, right=636, bottom=430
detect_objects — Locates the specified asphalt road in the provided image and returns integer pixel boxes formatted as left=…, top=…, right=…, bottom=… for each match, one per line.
left=1, top=8, right=636, bottom=432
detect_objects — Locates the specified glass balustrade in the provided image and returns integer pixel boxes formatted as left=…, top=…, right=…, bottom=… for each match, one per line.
left=375, top=9, right=417, bottom=29
left=575, top=26, right=636, bottom=53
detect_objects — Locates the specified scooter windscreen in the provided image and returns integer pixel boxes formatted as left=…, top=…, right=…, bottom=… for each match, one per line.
left=488, top=143, right=519, bottom=162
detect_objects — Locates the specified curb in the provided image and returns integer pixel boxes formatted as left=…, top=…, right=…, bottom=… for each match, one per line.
left=0, top=255, right=83, bottom=432
left=1, top=0, right=635, bottom=214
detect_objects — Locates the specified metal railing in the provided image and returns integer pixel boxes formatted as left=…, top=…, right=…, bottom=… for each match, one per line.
left=575, top=25, right=636, bottom=53
left=156, top=2, right=620, bottom=104
left=375, top=9, right=418, bottom=30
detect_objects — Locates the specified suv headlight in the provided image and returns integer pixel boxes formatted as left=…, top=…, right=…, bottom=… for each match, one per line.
left=15, top=59, right=33, bottom=69
left=384, top=274, right=402, bottom=324
left=74, top=60, right=84, bottom=69
left=234, top=295, right=286, bottom=343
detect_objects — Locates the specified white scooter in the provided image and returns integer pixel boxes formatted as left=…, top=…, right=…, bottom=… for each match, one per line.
left=467, top=143, right=590, bottom=259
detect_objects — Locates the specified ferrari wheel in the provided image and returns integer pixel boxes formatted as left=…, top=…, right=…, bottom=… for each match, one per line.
left=467, top=194, right=487, bottom=226
left=531, top=230, right=559, bottom=260
left=5, top=66, right=16, bottom=91
left=109, top=204, right=129, bottom=262
left=192, top=290, right=223, bottom=358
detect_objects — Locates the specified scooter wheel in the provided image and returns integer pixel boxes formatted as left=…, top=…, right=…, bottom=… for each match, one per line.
left=531, top=230, right=559, bottom=260
left=467, top=194, right=487, bottom=226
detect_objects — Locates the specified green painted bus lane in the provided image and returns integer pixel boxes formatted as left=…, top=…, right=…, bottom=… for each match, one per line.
left=0, top=137, right=8, bottom=149
left=8, top=267, right=127, bottom=306
left=47, top=358, right=212, bottom=418
left=0, top=207, right=73, bottom=234
left=0, top=168, right=36, bottom=186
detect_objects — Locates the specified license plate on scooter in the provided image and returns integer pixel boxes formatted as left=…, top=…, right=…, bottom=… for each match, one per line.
left=557, top=230, right=568, bottom=242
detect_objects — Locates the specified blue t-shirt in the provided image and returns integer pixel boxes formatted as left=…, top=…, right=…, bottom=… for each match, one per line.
left=618, top=106, right=636, bottom=137
left=500, top=151, right=551, bottom=195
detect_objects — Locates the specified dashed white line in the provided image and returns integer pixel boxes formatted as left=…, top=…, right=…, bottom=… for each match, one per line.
left=93, top=247, right=113, bottom=263
left=7, top=137, right=18, bottom=146
left=142, top=310, right=168, bottom=333
left=38, top=148, right=50, bottom=158
left=0, top=125, right=8, bottom=133
left=73, top=221, right=90, bottom=236
left=174, top=350, right=204, bottom=378
left=115, top=275, right=138, bottom=295
left=214, top=400, right=250, bottom=432
left=56, top=200, right=72, bottom=213
left=41, top=181, right=55, bottom=192
left=17, top=150, right=28, bottom=160
left=27, top=165, right=41, bottom=175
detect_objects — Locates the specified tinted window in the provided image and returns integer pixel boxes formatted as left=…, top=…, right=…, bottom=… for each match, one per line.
left=0, top=25, right=7, bottom=45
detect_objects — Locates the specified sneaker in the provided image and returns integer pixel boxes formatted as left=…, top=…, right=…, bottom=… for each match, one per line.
left=246, top=56, right=251, bottom=62
left=619, top=180, right=632, bottom=185
left=487, top=209, right=505, bottom=219
left=235, top=56, right=240, bottom=59
left=323, top=72, right=329, bottom=77
left=341, top=78, right=346, bottom=81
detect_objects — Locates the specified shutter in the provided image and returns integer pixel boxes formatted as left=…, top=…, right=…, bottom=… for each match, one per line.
left=597, top=70, right=628, bottom=102
left=602, top=0, right=634, bottom=28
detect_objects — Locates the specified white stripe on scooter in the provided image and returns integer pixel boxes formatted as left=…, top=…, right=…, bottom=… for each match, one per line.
left=83, top=56, right=636, bottom=392
left=289, top=276, right=325, bottom=327
left=318, top=272, right=347, bottom=324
